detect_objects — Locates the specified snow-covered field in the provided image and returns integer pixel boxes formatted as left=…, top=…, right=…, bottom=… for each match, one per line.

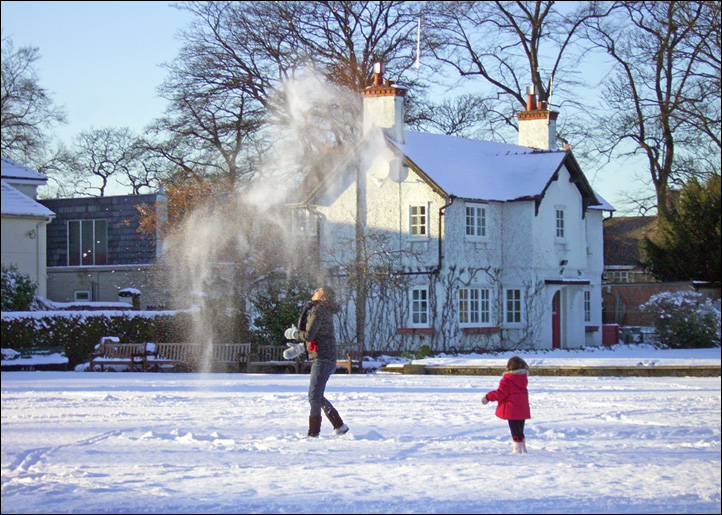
left=2, top=346, right=721, bottom=514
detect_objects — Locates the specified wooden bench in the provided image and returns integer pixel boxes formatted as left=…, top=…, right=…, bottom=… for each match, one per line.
left=144, top=342, right=251, bottom=372
left=249, top=345, right=306, bottom=373
left=1, top=346, right=68, bottom=371
left=336, top=343, right=363, bottom=374
left=89, top=339, right=251, bottom=372
left=248, top=344, right=363, bottom=374
left=90, top=338, right=146, bottom=371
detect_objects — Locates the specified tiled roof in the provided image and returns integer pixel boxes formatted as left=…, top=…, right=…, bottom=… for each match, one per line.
left=603, top=216, right=658, bottom=266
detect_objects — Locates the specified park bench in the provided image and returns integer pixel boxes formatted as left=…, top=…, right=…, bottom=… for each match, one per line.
left=246, top=343, right=363, bottom=374
left=89, top=338, right=251, bottom=372
left=249, top=345, right=306, bottom=373
left=336, top=343, right=363, bottom=374
left=89, top=338, right=146, bottom=371
left=1, top=346, right=68, bottom=371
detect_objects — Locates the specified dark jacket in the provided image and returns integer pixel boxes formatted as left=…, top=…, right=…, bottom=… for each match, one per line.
left=485, top=369, right=531, bottom=420
left=295, top=300, right=340, bottom=362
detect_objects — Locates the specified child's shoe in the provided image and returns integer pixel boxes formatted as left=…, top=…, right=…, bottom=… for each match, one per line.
left=512, top=441, right=523, bottom=454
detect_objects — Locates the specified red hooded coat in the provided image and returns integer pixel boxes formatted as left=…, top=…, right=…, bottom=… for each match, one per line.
left=485, top=370, right=531, bottom=420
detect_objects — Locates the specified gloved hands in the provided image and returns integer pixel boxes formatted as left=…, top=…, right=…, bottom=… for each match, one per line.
left=481, top=395, right=489, bottom=405
left=283, top=342, right=305, bottom=360
left=284, top=324, right=299, bottom=340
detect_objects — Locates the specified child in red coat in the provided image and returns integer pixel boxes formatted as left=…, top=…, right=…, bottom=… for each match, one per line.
left=482, top=356, right=531, bottom=453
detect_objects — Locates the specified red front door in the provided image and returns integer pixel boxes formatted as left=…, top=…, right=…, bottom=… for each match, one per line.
left=552, top=291, right=561, bottom=349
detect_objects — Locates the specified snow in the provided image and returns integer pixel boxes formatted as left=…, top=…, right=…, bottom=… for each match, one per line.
left=397, top=131, right=567, bottom=202
left=1, top=157, right=48, bottom=183
left=0, top=181, right=55, bottom=218
left=2, top=345, right=720, bottom=514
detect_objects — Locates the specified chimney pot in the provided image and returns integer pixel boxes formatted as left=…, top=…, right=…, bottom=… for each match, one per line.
left=526, top=85, right=537, bottom=111
left=373, top=62, right=385, bottom=86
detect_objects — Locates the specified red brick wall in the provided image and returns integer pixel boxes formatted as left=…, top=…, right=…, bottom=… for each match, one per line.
left=601, top=283, right=697, bottom=326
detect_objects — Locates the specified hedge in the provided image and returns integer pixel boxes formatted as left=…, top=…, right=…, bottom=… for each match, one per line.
left=1, top=310, right=195, bottom=368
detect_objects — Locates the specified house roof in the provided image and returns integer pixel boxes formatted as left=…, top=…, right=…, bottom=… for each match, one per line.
left=302, top=129, right=614, bottom=211
left=603, top=216, right=659, bottom=266
left=1, top=180, right=55, bottom=218
left=393, top=132, right=564, bottom=201
left=392, top=131, right=609, bottom=209
left=0, top=157, right=48, bottom=184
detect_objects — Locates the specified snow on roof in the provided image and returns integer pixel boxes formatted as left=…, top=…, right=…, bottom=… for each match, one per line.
left=588, top=190, right=615, bottom=211
left=1, top=157, right=48, bottom=183
left=1, top=180, right=55, bottom=218
left=392, top=131, right=613, bottom=210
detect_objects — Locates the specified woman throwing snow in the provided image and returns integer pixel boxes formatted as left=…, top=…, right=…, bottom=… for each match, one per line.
left=284, top=285, right=349, bottom=437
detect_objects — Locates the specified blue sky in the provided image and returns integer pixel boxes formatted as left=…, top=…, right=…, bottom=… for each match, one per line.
left=2, top=1, right=648, bottom=211
left=1, top=1, right=192, bottom=142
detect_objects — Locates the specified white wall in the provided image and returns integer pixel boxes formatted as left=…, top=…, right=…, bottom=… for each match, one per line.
left=1, top=216, right=49, bottom=297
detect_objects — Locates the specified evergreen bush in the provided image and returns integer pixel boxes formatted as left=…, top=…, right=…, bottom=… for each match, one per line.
left=1, top=264, right=38, bottom=311
left=641, top=291, right=721, bottom=348
left=0, top=311, right=196, bottom=368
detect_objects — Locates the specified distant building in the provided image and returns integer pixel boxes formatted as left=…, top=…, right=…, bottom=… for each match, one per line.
left=38, top=193, right=167, bottom=308
left=603, top=215, right=658, bottom=283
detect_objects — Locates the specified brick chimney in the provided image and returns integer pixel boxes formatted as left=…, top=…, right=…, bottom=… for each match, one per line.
left=362, top=62, right=406, bottom=144
left=517, top=85, right=559, bottom=150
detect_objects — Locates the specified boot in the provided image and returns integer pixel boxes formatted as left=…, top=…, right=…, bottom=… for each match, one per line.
left=307, top=415, right=322, bottom=437
left=512, top=441, right=522, bottom=454
left=521, top=439, right=528, bottom=453
left=325, top=407, right=349, bottom=435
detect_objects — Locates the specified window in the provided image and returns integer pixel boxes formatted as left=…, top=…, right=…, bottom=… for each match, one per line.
left=74, top=290, right=90, bottom=302
left=409, top=205, right=427, bottom=237
left=68, top=219, right=107, bottom=266
left=410, top=287, right=429, bottom=326
left=465, top=205, right=486, bottom=238
left=505, top=289, right=522, bottom=324
left=555, top=209, right=565, bottom=238
left=291, top=208, right=318, bottom=238
left=584, top=291, right=592, bottom=322
left=459, top=287, right=491, bottom=326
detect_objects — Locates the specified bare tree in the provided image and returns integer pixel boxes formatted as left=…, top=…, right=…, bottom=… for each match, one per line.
left=156, top=1, right=425, bottom=183
left=68, top=127, right=139, bottom=196
left=584, top=1, right=721, bottom=216
left=1, top=34, right=65, bottom=163
left=423, top=1, right=610, bottom=140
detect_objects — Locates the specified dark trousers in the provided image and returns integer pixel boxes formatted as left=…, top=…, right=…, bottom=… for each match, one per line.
left=508, top=419, right=526, bottom=442
left=308, top=359, right=337, bottom=417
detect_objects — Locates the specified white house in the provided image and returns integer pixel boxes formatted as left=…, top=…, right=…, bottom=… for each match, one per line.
left=293, top=65, right=614, bottom=352
left=1, top=158, right=55, bottom=298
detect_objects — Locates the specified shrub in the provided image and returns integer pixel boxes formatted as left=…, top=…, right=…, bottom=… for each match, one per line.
left=1, top=263, right=38, bottom=311
left=0, top=310, right=196, bottom=368
left=250, top=277, right=314, bottom=346
left=641, top=291, right=721, bottom=348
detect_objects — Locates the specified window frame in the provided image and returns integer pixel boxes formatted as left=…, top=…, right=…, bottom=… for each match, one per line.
left=465, top=203, right=487, bottom=239
left=67, top=219, right=108, bottom=266
left=555, top=208, right=565, bottom=239
left=504, top=288, right=523, bottom=325
left=459, top=286, right=492, bottom=327
left=409, top=204, right=428, bottom=238
left=409, top=287, right=430, bottom=327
